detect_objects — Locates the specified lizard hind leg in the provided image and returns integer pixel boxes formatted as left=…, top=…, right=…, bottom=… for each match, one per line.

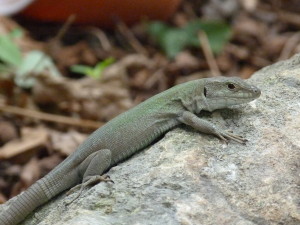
left=65, top=149, right=113, bottom=205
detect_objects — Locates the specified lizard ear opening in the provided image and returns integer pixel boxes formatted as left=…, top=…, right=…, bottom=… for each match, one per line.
left=204, top=87, right=207, bottom=97
left=227, top=83, right=236, bottom=90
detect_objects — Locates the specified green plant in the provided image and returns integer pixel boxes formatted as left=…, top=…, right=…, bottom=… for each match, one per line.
left=148, top=20, right=232, bottom=59
left=71, top=57, right=115, bottom=79
left=0, top=28, right=23, bottom=73
left=0, top=29, right=61, bottom=88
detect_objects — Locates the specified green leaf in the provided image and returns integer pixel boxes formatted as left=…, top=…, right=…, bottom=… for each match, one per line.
left=15, top=50, right=62, bottom=88
left=0, top=30, right=62, bottom=88
left=185, top=20, right=232, bottom=53
left=148, top=22, right=190, bottom=59
left=71, top=65, right=93, bottom=75
left=147, top=22, right=169, bottom=44
left=10, top=28, right=23, bottom=39
left=0, top=32, right=22, bottom=67
left=92, top=57, right=115, bottom=78
left=71, top=57, right=115, bottom=79
left=148, top=20, right=232, bottom=58
left=0, top=63, right=12, bottom=73
left=161, top=29, right=189, bottom=59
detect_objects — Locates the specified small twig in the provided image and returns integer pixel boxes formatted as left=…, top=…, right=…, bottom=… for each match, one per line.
left=278, top=32, right=300, bottom=61
left=53, top=14, right=76, bottom=42
left=144, top=68, right=166, bottom=91
left=198, top=31, right=221, bottom=77
left=183, top=2, right=198, bottom=19
left=86, top=27, right=112, bottom=52
left=278, top=9, right=300, bottom=27
left=27, top=15, right=76, bottom=76
left=117, top=21, right=148, bottom=56
left=0, top=104, right=103, bottom=129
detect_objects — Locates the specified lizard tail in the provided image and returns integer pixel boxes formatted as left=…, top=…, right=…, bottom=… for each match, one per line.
left=0, top=179, right=49, bottom=225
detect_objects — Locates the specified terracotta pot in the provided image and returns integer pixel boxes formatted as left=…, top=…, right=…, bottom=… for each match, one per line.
left=21, top=0, right=182, bottom=27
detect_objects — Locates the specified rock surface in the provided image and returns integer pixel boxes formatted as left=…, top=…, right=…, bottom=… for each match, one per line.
left=23, top=54, right=300, bottom=225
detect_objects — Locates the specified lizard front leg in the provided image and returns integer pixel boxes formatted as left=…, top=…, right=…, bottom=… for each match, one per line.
left=178, top=111, right=247, bottom=144
left=65, top=149, right=112, bottom=204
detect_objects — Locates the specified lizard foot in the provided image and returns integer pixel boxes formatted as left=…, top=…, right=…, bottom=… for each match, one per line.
left=65, top=174, right=113, bottom=205
left=216, top=130, right=247, bottom=144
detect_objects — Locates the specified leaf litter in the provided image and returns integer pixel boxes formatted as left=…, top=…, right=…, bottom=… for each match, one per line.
left=1, top=0, right=300, bottom=201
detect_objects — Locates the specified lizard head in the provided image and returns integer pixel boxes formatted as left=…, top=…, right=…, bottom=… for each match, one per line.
left=202, top=77, right=261, bottom=111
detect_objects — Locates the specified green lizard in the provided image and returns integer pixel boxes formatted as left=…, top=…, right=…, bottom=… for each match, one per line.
left=0, top=77, right=260, bottom=225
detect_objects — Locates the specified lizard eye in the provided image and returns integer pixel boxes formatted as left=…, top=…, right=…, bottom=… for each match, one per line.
left=204, top=87, right=207, bottom=97
left=227, top=83, right=236, bottom=90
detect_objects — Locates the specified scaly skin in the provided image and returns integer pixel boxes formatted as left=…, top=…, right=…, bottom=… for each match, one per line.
left=0, top=77, right=261, bottom=225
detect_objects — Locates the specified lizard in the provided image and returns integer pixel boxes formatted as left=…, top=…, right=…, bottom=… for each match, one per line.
left=0, top=77, right=261, bottom=225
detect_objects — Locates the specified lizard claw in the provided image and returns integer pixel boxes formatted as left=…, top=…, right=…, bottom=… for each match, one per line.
left=216, top=130, right=247, bottom=144
left=83, top=174, right=114, bottom=186
left=226, top=130, right=245, bottom=139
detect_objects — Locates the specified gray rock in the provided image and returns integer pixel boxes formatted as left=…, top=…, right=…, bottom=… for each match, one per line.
left=23, top=54, right=300, bottom=225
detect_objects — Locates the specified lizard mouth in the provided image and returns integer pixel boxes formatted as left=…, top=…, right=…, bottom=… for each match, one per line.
left=216, top=88, right=261, bottom=100
left=208, top=91, right=260, bottom=109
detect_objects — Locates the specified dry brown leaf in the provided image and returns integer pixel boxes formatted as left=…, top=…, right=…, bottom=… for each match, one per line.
left=33, top=54, right=155, bottom=121
left=233, top=13, right=268, bottom=39
left=202, top=0, right=240, bottom=19
left=0, top=120, right=18, bottom=145
left=38, top=154, right=63, bottom=174
left=130, top=69, right=152, bottom=89
left=4, top=164, right=21, bottom=177
left=0, top=127, right=48, bottom=159
left=174, top=51, right=200, bottom=70
left=101, top=54, right=154, bottom=82
left=225, top=44, right=249, bottom=60
left=32, top=74, right=133, bottom=121
left=0, top=192, right=7, bottom=204
left=49, top=41, right=98, bottom=70
left=239, top=66, right=257, bottom=79
left=50, top=129, right=87, bottom=156
left=0, top=16, right=44, bottom=53
left=240, top=0, right=258, bottom=12
left=175, top=72, right=209, bottom=85
left=20, top=157, right=40, bottom=188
